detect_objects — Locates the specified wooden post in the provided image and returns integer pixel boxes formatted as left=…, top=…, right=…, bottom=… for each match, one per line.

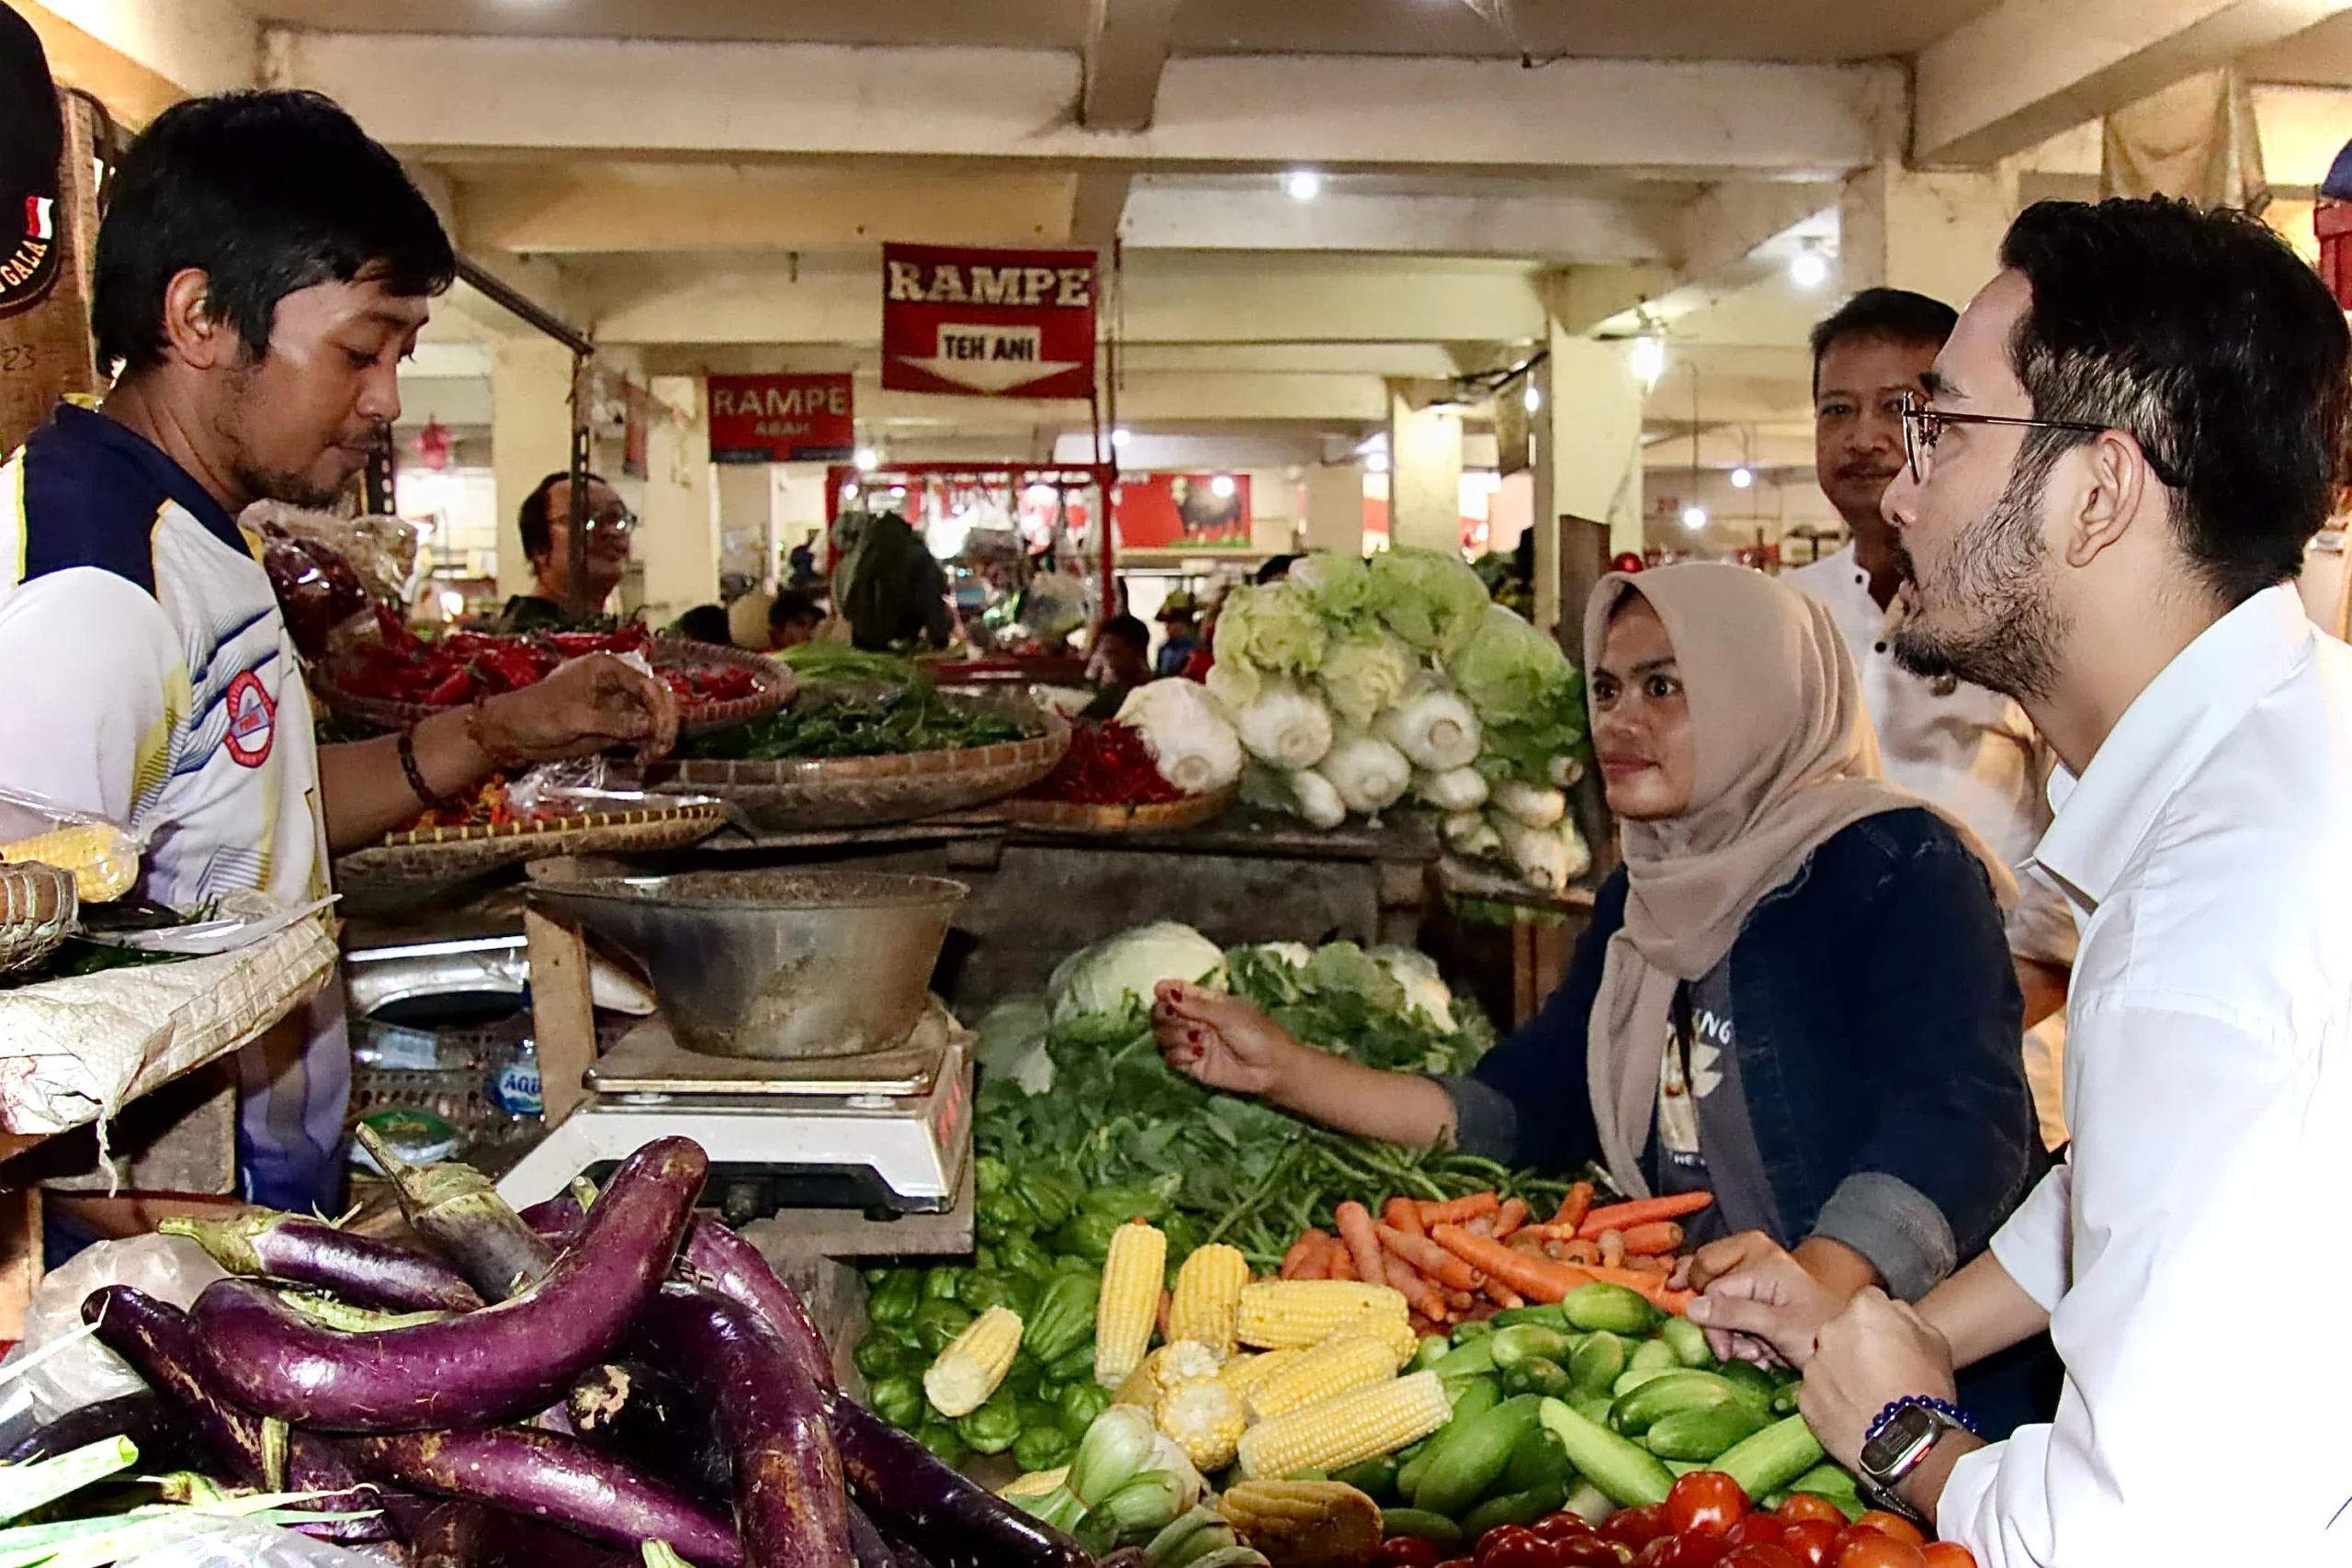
left=525, top=907, right=598, bottom=1126
left=0, top=91, right=103, bottom=456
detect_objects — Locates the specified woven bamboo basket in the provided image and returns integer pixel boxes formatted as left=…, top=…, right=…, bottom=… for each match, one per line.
left=0, top=863, right=76, bottom=976
left=334, top=803, right=727, bottom=888
left=315, top=637, right=795, bottom=735
left=995, top=784, right=1237, bottom=836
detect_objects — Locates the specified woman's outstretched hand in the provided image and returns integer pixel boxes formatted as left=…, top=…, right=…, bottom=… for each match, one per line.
left=1151, top=979, right=1308, bottom=1097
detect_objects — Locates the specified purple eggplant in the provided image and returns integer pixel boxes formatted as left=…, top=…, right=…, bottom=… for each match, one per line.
left=81, top=1287, right=391, bottom=1543
left=158, top=1212, right=485, bottom=1314
left=4, top=1391, right=201, bottom=1470
left=355, top=1123, right=560, bottom=1303
left=828, top=1397, right=1090, bottom=1568
left=390, top=1495, right=640, bottom=1568
left=349, top=1424, right=742, bottom=1568
left=191, top=1136, right=707, bottom=1433
left=567, top=1360, right=731, bottom=1501
left=640, top=1281, right=850, bottom=1568
left=679, top=1221, right=838, bottom=1394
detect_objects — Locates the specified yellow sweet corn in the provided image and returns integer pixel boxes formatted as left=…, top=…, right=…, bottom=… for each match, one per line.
left=1244, top=1334, right=1399, bottom=1421
left=1219, top=1480, right=1385, bottom=1568
left=1169, top=1243, right=1250, bottom=1359
left=1153, top=1339, right=1222, bottom=1391
left=1094, top=1219, right=1168, bottom=1389
left=1218, top=1348, right=1303, bottom=1405
left=1329, top=1308, right=1419, bottom=1371
left=1234, top=1370, right=1452, bottom=1480
left=1155, top=1378, right=1250, bottom=1473
left=1236, top=1280, right=1408, bottom=1351
left=922, top=1305, right=1023, bottom=1418
left=1000, top=1466, right=1069, bottom=1500
left=0, top=822, right=139, bottom=903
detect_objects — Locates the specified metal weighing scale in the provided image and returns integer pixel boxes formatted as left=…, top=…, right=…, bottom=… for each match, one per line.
left=492, top=868, right=975, bottom=1234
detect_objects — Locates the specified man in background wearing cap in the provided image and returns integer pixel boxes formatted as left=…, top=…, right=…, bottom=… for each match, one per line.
left=1155, top=592, right=1202, bottom=677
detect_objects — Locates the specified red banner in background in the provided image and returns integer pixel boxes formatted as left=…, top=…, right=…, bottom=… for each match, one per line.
left=707, top=373, right=855, bottom=462
left=881, top=243, right=1097, bottom=400
left=1114, top=474, right=1254, bottom=551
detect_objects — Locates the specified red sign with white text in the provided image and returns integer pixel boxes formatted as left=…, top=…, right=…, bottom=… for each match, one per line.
left=707, top=373, right=855, bottom=463
left=881, top=243, right=1096, bottom=400
left=1114, top=474, right=1254, bottom=551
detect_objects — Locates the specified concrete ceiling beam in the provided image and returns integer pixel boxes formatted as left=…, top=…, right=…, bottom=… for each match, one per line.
left=279, top=33, right=1903, bottom=176
left=1915, top=0, right=2352, bottom=166
left=1080, top=0, right=1183, bottom=132
left=12, top=0, right=257, bottom=122
left=1118, top=184, right=1680, bottom=263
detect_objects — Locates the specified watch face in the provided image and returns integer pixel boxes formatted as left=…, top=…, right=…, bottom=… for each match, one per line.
left=1861, top=1404, right=1940, bottom=1479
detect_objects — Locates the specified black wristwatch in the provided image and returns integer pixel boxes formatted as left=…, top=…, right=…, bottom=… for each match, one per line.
left=1856, top=1396, right=1978, bottom=1526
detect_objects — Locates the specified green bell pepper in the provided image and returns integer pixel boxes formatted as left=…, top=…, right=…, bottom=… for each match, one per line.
left=1025, top=1273, right=1099, bottom=1364
left=957, top=1390, right=1023, bottom=1456
left=916, top=1421, right=969, bottom=1466
left=1014, top=1423, right=1077, bottom=1474
left=1017, top=1170, right=1084, bottom=1231
left=867, top=1376, right=924, bottom=1431
left=1053, top=1212, right=1126, bottom=1265
left=1001, top=1350, right=1045, bottom=1400
left=854, top=1336, right=914, bottom=1382
left=1057, top=1381, right=1114, bottom=1438
left=922, top=1266, right=967, bottom=1303
left=975, top=1156, right=1012, bottom=1199
left=866, top=1271, right=922, bottom=1325
left=961, top=1269, right=1040, bottom=1318
left=1076, top=1185, right=1169, bottom=1224
left=978, top=1188, right=1042, bottom=1247
left=1046, top=1341, right=1099, bottom=1385
left=996, top=1233, right=1054, bottom=1283
left=912, top=1299, right=976, bottom=1355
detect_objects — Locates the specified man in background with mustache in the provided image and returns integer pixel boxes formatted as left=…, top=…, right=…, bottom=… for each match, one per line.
left=0, top=91, right=674, bottom=1212
left=1781, top=290, right=2075, bottom=1152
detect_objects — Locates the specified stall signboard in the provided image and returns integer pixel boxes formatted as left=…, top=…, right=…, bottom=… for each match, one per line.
left=707, top=373, right=855, bottom=463
left=881, top=243, right=1096, bottom=400
left=1114, top=474, right=1253, bottom=551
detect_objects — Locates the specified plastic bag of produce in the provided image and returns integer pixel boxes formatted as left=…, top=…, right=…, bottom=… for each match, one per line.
left=113, top=1515, right=391, bottom=1568
left=3, top=1234, right=227, bottom=1427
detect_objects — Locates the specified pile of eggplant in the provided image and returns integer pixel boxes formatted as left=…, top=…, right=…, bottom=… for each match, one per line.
left=28, top=1133, right=1093, bottom=1568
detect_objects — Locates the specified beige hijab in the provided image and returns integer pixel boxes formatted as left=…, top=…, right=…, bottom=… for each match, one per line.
left=1579, top=563, right=2017, bottom=1197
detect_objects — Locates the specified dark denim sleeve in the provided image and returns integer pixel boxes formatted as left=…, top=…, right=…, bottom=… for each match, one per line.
left=1810, top=829, right=2039, bottom=1300
left=1452, top=874, right=1623, bottom=1172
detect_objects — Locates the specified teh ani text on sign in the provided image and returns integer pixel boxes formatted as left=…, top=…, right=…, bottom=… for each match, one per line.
left=707, top=373, right=855, bottom=463
left=881, top=243, right=1097, bottom=400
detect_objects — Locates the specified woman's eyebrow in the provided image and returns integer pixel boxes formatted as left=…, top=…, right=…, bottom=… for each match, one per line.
left=1629, top=657, right=1678, bottom=677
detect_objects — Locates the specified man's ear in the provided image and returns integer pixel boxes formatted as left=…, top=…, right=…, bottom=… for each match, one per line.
left=2059, top=429, right=2154, bottom=570
left=156, top=268, right=239, bottom=371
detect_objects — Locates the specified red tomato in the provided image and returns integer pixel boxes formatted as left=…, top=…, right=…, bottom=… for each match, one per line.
left=1637, top=1535, right=1730, bottom=1568
left=1477, top=1526, right=1555, bottom=1568
left=1380, top=1540, right=1447, bottom=1568
left=1554, top=1542, right=1627, bottom=1568
left=1602, top=1506, right=1673, bottom=1551
left=1849, top=1514, right=1927, bottom=1551
left=1532, top=1513, right=1598, bottom=1543
left=1777, top=1496, right=1847, bottom=1528
left=1834, top=1533, right=1928, bottom=1568
left=1724, top=1517, right=1788, bottom=1550
left=1722, top=1548, right=1802, bottom=1568
left=1780, top=1520, right=1843, bottom=1568
left=1920, top=1546, right=1977, bottom=1568
left=1666, top=1472, right=1752, bottom=1538
left=1433, top=1560, right=1476, bottom=1568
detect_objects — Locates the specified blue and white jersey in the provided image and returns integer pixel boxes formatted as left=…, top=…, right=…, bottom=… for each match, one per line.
left=0, top=404, right=345, bottom=1211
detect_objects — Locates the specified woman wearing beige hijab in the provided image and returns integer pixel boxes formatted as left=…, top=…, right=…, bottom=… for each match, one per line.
left=1156, top=564, right=2041, bottom=1348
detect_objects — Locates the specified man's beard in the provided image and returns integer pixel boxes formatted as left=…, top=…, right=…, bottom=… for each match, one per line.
left=1889, top=455, right=2066, bottom=703
left=229, top=455, right=347, bottom=511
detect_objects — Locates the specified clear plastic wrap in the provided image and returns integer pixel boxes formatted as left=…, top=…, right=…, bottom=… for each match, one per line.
left=3, top=1234, right=228, bottom=1426
left=0, top=785, right=146, bottom=905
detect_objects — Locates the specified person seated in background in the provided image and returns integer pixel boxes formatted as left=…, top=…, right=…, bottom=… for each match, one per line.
left=1155, top=563, right=2045, bottom=1428
left=786, top=543, right=824, bottom=590
left=1080, top=613, right=1153, bottom=719
left=768, top=589, right=823, bottom=650
left=1155, top=592, right=1202, bottom=676
left=1255, top=553, right=1298, bottom=585
left=495, top=471, right=637, bottom=631
left=672, top=604, right=730, bottom=645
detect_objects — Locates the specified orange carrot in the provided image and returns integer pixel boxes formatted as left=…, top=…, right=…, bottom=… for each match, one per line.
left=1482, top=1278, right=1526, bottom=1311
left=1408, top=1312, right=1442, bottom=1339
left=1329, top=1247, right=1358, bottom=1281
left=1575, top=1191, right=1713, bottom=1240
left=1382, top=1253, right=1446, bottom=1320
left=1382, top=1197, right=1424, bottom=1238
left=1517, top=1224, right=1580, bottom=1243
left=1307, top=1232, right=1345, bottom=1280
left=1445, top=1290, right=1476, bottom=1313
left=1375, top=1224, right=1481, bottom=1292
left=1279, top=1233, right=1320, bottom=1280
left=1335, top=1201, right=1385, bottom=1287
left=1466, top=1216, right=1497, bottom=1239
left=1621, top=1255, right=1671, bottom=1275
left=1492, top=1197, right=1531, bottom=1241
left=1157, top=1289, right=1173, bottom=1340
left=1430, top=1224, right=1599, bottom=1304
left=1619, top=1221, right=1684, bottom=1257
left=1552, top=1181, right=1595, bottom=1231
left=1598, top=1230, right=1626, bottom=1269
left=1419, top=1192, right=1501, bottom=1228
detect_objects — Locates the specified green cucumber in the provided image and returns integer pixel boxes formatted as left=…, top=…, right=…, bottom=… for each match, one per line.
left=1772, top=1385, right=1800, bottom=1416
left=1713, top=1359, right=1780, bottom=1416
left=1569, top=1331, right=1627, bottom=1393
left=1564, top=1283, right=1663, bottom=1337
left=1610, top=1370, right=1742, bottom=1436
left=1399, top=1376, right=1499, bottom=1496
left=1658, top=1315, right=1715, bottom=1369
left=1628, top=1337, right=1680, bottom=1374
left=1458, top=1481, right=1569, bottom=1540
left=1642, top=1402, right=1770, bottom=1461
left=1500, top=1357, right=1575, bottom=1399
left=1713, top=1414, right=1827, bottom=1502
left=1571, top=1392, right=1615, bottom=1427
left=1489, top=1324, right=1576, bottom=1371
left=1504, top=1427, right=1572, bottom=1494
left=1790, top=1462, right=1860, bottom=1499
left=1430, top=1338, right=1498, bottom=1380
left=1611, top=1365, right=1679, bottom=1399
left=1536, top=1397, right=1676, bottom=1509
left=1330, top=1454, right=1399, bottom=1505
left=1412, top=1337, right=1451, bottom=1372
left=1412, top=1394, right=1544, bottom=1517
left=1452, top=1319, right=1498, bottom=1344
left=1377, top=1509, right=1464, bottom=1551
left=1490, top=1303, right=1571, bottom=1331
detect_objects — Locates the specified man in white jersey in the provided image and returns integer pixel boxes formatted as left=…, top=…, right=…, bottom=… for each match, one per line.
left=0, top=91, right=676, bottom=1211
left=1690, top=198, right=2352, bottom=1559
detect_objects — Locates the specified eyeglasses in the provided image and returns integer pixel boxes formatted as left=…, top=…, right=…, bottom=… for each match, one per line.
left=581, top=508, right=637, bottom=536
left=1897, top=391, right=2109, bottom=484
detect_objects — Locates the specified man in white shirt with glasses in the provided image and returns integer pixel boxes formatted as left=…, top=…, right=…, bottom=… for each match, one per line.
left=1690, top=197, right=2352, bottom=1560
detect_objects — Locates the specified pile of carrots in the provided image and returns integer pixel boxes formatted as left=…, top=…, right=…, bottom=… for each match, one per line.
left=1275, top=1186, right=1714, bottom=1334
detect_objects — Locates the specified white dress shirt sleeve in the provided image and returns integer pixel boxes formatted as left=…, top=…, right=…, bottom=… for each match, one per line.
left=1938, top=999, right=2352, bottom=1562
left=1983, top=1159, right=2070, bottom=1314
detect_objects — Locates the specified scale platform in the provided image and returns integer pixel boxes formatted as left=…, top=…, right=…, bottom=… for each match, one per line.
left=496, top=1005, right=972, bottom=1228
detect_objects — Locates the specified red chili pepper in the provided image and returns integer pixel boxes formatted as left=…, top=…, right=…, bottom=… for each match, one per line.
left=1021, top=721, right=1182, bottom=806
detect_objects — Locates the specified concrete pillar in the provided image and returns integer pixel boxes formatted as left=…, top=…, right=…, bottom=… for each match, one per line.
left=1386, top=387, right=1464, bottom=555
left=1533, top=331, right=1645, bottom=630
left=490, top=338, right=575, bottom=595
left=712, top=463, right=772, bottom=582
left=1838, top=162, right=2021, bottom=311
left=638, top=376, right=718, bottom=626
left=1301, top=464, right=1364, bottom=555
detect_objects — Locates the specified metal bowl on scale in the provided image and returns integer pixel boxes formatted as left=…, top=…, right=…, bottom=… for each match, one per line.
left=524, top=868, right=967, bottom=1060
